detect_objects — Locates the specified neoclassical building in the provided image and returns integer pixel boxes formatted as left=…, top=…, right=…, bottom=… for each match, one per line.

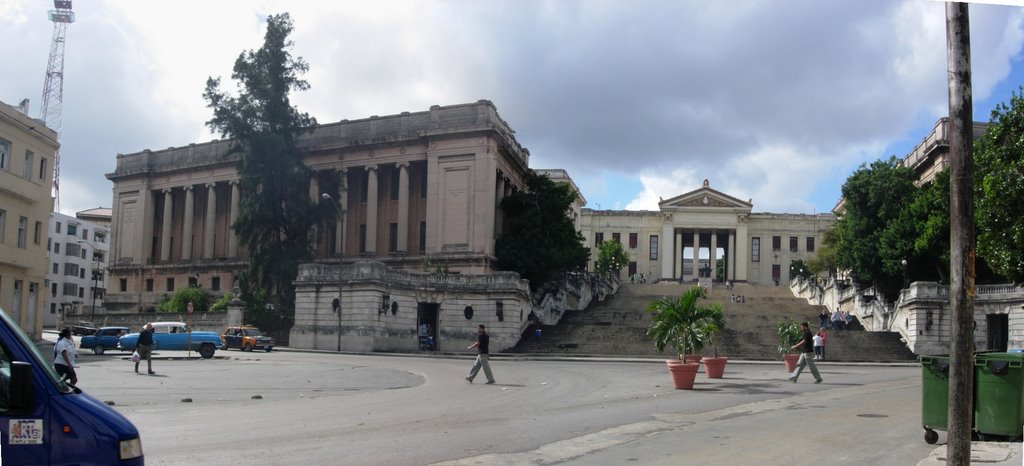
left=104, top=100, right=531, bottom=312
left=579, top=179, right=834, bottom=285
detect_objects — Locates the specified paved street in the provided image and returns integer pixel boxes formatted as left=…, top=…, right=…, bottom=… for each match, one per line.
left=63, top=345, right=955, bottom=466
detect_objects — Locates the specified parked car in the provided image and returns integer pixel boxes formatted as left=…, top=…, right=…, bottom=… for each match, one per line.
left=71, top=321, right=98, bottom=336
left=118, top=322, right=223, bottom=359
left=80, top=326, right=130, bottom=355
left=221, top=326, right=276, bottom=352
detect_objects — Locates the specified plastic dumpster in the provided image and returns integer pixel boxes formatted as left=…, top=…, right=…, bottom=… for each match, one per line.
left=974, top=352, right=1024, bottom=439
left=920, top=355, right=951, bottom=444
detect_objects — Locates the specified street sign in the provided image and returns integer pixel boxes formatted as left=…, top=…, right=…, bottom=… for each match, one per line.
left=187, top=302, right=194, bottom=315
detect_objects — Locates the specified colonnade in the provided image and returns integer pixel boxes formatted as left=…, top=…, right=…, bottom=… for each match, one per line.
left=154, top=180, right=240, bottom=263
left=660, top=227, right=747, bottom=283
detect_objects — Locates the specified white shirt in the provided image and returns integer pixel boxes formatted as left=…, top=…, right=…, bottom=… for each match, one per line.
left=813, top=335, right=823, bottom=347
left=54, top=338, right=77, bottom=367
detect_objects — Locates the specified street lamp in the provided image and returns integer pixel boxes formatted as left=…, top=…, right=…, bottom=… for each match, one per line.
left=901, top=259, right=908, bottom=289
left=321, top=192, right=344, bottom=352
left=78, top=240, right=103, bottom=322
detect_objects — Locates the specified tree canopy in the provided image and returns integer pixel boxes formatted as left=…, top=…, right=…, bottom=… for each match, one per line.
left=832, top=156, right=918, bottom=297
left=202, top=13, right=325, bottom=330
left=596, top=240, right=629, bottom=276
left=976, top=86, right=1024, bottom=284
left=495, top=172, right=590, bottom=290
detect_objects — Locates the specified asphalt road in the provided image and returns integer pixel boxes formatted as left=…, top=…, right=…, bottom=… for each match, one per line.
left=64, top=345, right=945, bottom=466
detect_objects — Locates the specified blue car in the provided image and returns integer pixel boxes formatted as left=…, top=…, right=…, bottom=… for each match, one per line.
left=118, top=322, right=223, bottom=359
left=80, top=326, right=130, bottom=355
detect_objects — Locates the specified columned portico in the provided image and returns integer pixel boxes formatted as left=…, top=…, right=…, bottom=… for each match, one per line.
left=653, top=180, right=755, bottom=284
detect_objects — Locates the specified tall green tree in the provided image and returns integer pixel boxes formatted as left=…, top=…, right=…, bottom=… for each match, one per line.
left=833, top=156, right=917, bottom=297
left=203, top=13, right=323, bottom=330
left=976, top=86, right=1024, bottom=284
left=596, top=240, right=629, bottom=276
left=495, top=172, right=590, bottom=290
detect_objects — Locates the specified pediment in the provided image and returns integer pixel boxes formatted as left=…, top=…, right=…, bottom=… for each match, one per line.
left=658, top=179, right=753, bottom=211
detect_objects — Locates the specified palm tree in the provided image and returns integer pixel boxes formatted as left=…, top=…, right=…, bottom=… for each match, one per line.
left=647, top=287, right=725, bottom=360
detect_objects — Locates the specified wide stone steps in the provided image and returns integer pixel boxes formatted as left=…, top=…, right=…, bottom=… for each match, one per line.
left=508, top=283, right=918, bottom=362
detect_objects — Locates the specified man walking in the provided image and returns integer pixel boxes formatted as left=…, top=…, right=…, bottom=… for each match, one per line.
left=136, top=322, right=155, bottom=375
left=788, top=322, right=823, bottom=384
left=466, top=324, right=495, bottom=384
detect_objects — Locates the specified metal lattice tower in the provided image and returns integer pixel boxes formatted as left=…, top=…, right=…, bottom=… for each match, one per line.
left=39, top=0, right=74, bottom=205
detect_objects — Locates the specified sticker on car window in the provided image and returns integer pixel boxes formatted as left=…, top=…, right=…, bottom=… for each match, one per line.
left=9, top=419, right=43, bottom=444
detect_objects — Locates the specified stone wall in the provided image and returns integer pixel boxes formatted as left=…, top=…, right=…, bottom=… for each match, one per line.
left=70, top=311, right=229, bottom=334
left=792, top=277, right=1024, bottom=355
left=291, top=260, right=532, bottom=353
left=290, top=260, right=611, bottom=353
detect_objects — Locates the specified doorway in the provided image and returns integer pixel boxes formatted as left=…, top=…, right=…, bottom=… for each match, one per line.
left=417, top=303, right=439, bottom=351
left=986, top=313, right=1008, bottom=352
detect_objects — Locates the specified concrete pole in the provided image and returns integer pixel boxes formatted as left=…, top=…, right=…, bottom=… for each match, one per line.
left=945, top=3, right=975, bottom=464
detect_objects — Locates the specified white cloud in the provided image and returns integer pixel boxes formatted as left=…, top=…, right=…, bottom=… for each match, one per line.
left=1, top=0, right=1022, bottom=217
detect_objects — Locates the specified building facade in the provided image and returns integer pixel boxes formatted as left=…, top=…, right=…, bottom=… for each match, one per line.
left=44, top=210, right=110, bottom=328
left=0, top=99, right=58, bottom=339
left=579, top=179, right=833, bottom=285
left=105, top=101, right=530, bottom=312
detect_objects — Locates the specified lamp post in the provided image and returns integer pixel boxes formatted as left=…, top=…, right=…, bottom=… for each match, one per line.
left=901, top=259, right=908, bottom=289
left=321, top=192, right=344, bottom=352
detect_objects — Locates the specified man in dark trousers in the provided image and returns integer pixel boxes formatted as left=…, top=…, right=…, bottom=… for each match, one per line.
left=466, top=324, right=495, bottom=384
left=788, top=322, right=822, bottom=384
left=136, top=322, right=155, bottom=375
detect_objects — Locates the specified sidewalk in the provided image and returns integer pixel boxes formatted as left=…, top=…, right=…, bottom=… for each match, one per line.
left=918, top=442, right=1022, bottom=465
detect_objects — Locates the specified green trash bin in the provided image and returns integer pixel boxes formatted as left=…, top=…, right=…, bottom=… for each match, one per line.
left=974, top=352, right=1024, bottom=439
left=920, top=355, right=951, bottom=444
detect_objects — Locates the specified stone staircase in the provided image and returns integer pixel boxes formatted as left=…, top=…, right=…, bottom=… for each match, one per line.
left=508, top=282, right=918, bottom=362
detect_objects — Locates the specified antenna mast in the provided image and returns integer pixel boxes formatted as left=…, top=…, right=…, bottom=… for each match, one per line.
left=39, top=0, right=74, bottom=209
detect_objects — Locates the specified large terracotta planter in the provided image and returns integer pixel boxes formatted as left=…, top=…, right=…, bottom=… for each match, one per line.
left=701, top=357, right=728, bottom=378
left=667, top=362, right=700, bottom=389
left=783, top=353, right=801, bottom=373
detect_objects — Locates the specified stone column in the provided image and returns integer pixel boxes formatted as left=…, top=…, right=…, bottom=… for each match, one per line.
left=660, top=224, right=674, bottom=280
left=203, top=182, right=217, bottom=259
left=728, top=231, right=736, bottom=281
left=674, top=230, right=683, bottom=280
left=336, top=169, right=348, bottom=256
left=228, top=180, right=240, bottom=258
left=365, top=165, right=378, bottom=254
left=736, top=224, right=749, bottom=282
left=397, top=162, right=409, bottom=253
left=495, top=174, right=505, bottom=237
left=692, top=230, right=701, bottom=281
left=710, top=231, right=718, bottom=279
left=182, top=185, right=194, bottom=261
left=309, top=175, right=320, bottom=252
left=160, top=188, right=173, bottom=262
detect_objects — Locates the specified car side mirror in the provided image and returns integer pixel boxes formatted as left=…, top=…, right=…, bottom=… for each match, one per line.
left=9, top=361, right=34, bottom=414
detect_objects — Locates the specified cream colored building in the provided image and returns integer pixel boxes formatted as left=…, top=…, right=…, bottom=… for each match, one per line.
left=0, top=99, right=59, bottom=339
left=45, top=211, right=110, bottom=328
left=579, top=179, right=834, bottom=285
left=105, top=101, right=530, bottom=312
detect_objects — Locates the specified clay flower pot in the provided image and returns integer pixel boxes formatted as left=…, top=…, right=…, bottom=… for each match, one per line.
left=701, top=356, right=728, bottom=378
left=683, top=354, right=702, bottom=364
left=667, top=362, right=701, bottom=390
left=783, top=353, right=801, bottom=372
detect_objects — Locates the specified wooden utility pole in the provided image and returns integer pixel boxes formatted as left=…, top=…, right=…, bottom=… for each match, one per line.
left=945, top=3, right=975, bottom=464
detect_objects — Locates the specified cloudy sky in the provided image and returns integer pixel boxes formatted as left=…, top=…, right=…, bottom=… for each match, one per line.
left=2, top=0, right=1023, bottom=216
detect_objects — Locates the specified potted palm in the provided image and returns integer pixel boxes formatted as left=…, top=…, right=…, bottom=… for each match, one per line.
left=777, top=319, right=804, bottom=372
left=700, top=311, right=727, bottom=378
left=648, top=287, right=724, bottom=389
